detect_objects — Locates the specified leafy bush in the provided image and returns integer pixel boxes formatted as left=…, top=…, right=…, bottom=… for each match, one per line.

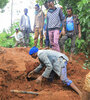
left=0, top=32, right=44, bottom=48
left=64, top=37, right=86, bottom=54
left=0, top=32, right=15, bottom=48
left=0, top=0, right=8, bottom=9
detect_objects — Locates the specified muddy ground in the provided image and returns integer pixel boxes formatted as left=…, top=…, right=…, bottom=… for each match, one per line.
left=0, top=47, right=89, bottom=100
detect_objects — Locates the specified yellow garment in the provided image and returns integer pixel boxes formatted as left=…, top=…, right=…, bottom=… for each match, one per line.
left=83, top=72, right=90, bottom=92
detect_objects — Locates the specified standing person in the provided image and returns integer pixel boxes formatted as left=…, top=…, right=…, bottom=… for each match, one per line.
left=20, top=8, right=31, bottom=47
left=34, top=4, right=44, bottom=49
left=10, top=28, right=24, bottom=47
left=59, top=7, right=81, bottom=61
left=43, top=10, right=50, bottom=49
left=28, top=46, right=82, bottom=98
left=43, top=1, right=50, bottom=49
left=47, top=0, right=65, bottom=52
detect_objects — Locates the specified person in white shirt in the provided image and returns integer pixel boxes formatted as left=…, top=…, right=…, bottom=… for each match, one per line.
left=20, top=8, right=32, bottom=47
left=10, top=28, right=24, bottom=47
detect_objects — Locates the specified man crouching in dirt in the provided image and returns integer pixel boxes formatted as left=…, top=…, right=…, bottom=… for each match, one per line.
left=28, top=46, right=82, bottom=97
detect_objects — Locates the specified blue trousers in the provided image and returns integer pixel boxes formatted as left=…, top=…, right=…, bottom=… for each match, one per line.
left=60, top=61, right=72, bottom=86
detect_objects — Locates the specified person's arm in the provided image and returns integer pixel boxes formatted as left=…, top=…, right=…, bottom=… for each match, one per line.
left=34, top=63, right=44, bottom=73
left=41, top=11, right=44, bottom=30
left=62, top=27, right=65, bottom=35
left=28, top=16, right=32, bottom=32
left=78, top=24, right=81, bottom=38
left=76, top=15, right=81, bottom=38
left=46, top=15, right=48, bottom=31
left=20, top=16, right=23, bottom=31
left=10, top=33, right=15, bottom=38
left=33, top=16, right=36, bottom=32
left=27, top=63, right=44, bottom=79
left=59, top=8, right=65, bottom=26
left=42, top=12, right=45, bottom=29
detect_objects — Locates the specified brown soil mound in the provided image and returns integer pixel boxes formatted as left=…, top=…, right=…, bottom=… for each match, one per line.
left=0, top=47, right=89, bottom=100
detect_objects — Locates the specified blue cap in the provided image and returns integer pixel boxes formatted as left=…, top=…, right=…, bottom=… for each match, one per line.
left=29, top=46, right=38, bottom=55
left=35, top=4, right=39, bottom=8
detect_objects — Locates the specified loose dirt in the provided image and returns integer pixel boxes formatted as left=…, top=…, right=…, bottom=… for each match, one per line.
left=0, top=47, right=89, bottom=100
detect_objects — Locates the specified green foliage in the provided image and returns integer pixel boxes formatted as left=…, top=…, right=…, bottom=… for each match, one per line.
left=65, top=38, right=71, bottom=52
left=36, top=0, right=48, bottom=6
left=0, top=32, right=15, bottom=48
left=58, top=0, right=81, bottom=14
left=83, top=60, right=90, bottom=70
left=75, top=37, right=86, bottom=53
left=10, top=22, right=20, bottom=34
left=0, top=32, right=44, bottom=48
left=29, top=34, right=34, bottom=47
left=0, top=21, right=44, bottom=48
left=64, top=37, right=86, bottom=54
left=77, top=0, right=90, bottom=70
left=78, top=0, right=90, bottom=39
left=0, top=21, right=20, bottom=48
left=0, top=0, right=9, bottom=9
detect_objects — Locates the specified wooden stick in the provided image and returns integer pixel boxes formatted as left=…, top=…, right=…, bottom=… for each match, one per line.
left=10, top=90, right=39, bottom=95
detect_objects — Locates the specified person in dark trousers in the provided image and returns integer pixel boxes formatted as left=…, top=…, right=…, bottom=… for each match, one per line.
left=20, top=8, right=31, bottom=47
left=59, top=7, right=81, bottom=61
left=43, top=1, right=50, bottom=49
left=28, top=46, right=82, bottom=98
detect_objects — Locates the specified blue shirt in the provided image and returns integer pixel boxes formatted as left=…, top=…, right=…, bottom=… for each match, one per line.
left=66, top=16, right=74, bottom=31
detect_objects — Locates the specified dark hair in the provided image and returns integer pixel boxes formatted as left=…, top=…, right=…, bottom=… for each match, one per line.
left=44, top=1, right=49, bottom=9
left=67, top=7, right=73, bottom=11
left=48, top=0, right=54, bottom=3
left=35, top=4, right=40, bottom=8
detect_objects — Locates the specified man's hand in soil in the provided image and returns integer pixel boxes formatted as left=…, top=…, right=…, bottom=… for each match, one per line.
left=36, top=75, right=43, bottom=84
left=27, top=71, right=34, bottom=78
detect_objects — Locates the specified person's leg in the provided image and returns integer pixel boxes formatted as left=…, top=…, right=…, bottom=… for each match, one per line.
left=48, top=70, right=56, bottom=82
left=53, top=30, right=60, bottom=52
left=14, top=42, right=19, bottom=47
left=39, top=28, right=43, bottom=48
left=22, top=30, right=26, bottom=46
left=45, top=29, right=50, bottom=48
left=60, top=61, right=82, bottom=97
left=70, top=82, right=82, bottom=97
left=26, top=28, right=30, bottom=47
left=20, top=42, right=24, bottom=47
left=49, top=30, right=54, bottom=49
left=34, top=29, right=39, bottom=47
left=70, top=34, right=76, bottom=61
left=59, top=34, right=68, bottom=53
